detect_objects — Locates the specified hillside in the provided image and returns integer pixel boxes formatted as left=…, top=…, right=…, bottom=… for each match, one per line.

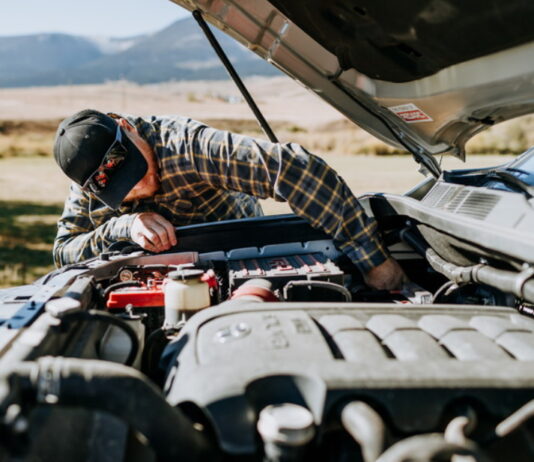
left=0, top=17, right=280, bottom=87
left=0, top=34, right=102, bottom=83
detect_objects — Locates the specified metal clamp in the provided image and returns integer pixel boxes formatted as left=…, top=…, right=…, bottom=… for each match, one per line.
left=514, top=265, right=534, bottom=300
left=36, top=357, right=62, bottom=404
left=283, top=280, right=351, bottom=302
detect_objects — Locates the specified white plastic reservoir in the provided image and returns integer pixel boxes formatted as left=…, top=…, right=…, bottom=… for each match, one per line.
left=164, top=268, right=210, bottom=327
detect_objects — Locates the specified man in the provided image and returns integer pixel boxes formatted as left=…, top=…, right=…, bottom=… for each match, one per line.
left=53, top=109, right=405, bottom=289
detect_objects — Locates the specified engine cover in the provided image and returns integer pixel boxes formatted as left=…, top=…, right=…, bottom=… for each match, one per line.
left=163, top=302, right=534, bottom=455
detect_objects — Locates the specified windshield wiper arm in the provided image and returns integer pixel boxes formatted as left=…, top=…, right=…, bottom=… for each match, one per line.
left=491, top=170, right=534, bottom=197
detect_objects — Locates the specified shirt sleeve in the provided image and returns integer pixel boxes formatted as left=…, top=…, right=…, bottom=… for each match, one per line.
left=177, top=121, right=389, bottom=274
left=53, top=183, right=137, bottom=267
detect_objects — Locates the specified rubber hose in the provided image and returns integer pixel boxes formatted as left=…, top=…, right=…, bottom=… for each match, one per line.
left=341, top=401, right=385, bottom=462
left=376, top=433, right=488, bottom=462
left=60, top=310, right=140, bottom=366
left=103, top=280, right=142, bottom=298
left=15, top=357, right=218, bottom=462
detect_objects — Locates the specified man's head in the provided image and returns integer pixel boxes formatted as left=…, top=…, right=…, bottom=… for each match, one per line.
left=54, top=109, right=153, bottom=209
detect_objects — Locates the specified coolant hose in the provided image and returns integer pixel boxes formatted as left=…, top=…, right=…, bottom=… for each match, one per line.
left=495, top=399, right=534, bottom=438
left=425, top=248, right=534, bottom=303
left=341, top=401, right=385, bottom=462
left=375, top=433, right=488, bottom=462
left=400, top=228, right=534, bottom=304
left=14, top=356, right=217, bottom=462
left=231, top=278, right=278, bottom=302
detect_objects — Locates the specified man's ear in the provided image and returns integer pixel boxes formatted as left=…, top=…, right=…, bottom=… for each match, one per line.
left=117, top=118, right=135, bottom=133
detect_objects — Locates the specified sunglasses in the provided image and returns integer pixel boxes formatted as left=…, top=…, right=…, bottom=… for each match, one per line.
left=82, top=124, right=128, bottom=193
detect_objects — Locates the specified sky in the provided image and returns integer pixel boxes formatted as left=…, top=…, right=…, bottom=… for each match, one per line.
left=0, top=0, right=190, bottom=37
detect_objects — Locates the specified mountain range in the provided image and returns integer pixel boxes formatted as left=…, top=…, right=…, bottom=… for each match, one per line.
left=0, top=17, right=281, bottom=87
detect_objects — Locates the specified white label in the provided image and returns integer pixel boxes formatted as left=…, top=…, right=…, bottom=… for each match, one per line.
left=388, top=103, right=433, bottom=123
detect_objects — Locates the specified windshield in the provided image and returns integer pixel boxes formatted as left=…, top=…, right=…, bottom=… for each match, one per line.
left=495, top=148, right=534, bottom=189
left=467, top=145, right=534, bottom=196
left=500, top=146, right=534, bottom=186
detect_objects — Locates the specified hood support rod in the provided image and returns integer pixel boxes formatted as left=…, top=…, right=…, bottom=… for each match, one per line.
left=192, top=10, right=279, bottom=143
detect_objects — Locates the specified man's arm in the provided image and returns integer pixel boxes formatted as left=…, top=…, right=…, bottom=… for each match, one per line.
left=53, top=183, right=137, bottom=267
left=176, top=121, right=392, bottom=277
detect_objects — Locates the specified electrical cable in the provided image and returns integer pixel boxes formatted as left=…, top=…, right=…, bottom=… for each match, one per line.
left=431, top=280, right=458, bottom=303
left=103, top=280, right=142, bottom=298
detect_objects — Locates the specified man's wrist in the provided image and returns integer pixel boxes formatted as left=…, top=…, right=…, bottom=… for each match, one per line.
left=341, top=235, right=389, bottom=274
left=109, top=213, right=139, bottom=241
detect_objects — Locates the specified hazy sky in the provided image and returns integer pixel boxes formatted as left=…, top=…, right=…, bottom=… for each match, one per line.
left=0, top=0, right=190, bottom=37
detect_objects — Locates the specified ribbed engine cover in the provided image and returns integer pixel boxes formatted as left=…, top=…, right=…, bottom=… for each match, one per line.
left=163, top=302, right=534, bottom=454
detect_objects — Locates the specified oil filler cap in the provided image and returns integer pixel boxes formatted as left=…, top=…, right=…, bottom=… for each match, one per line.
left=257, top=403, right=315, bottom=447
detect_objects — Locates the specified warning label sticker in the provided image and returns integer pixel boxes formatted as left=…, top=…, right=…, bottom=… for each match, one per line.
left=388, top=103, right=433, bottom=123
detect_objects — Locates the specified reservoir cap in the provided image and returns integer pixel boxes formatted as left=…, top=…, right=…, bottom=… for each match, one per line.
left=257, top=403, right=315, bottom=446
left=167, top=268, right=204, bottom=281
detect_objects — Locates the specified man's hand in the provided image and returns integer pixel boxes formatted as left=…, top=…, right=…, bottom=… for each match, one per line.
left=130, top=212, right=177, bottom=253
left=363, top=257, right=407, bottom=290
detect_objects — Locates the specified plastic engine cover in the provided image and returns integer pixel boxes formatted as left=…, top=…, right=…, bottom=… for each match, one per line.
left=163, top=302, right=534, bottom=455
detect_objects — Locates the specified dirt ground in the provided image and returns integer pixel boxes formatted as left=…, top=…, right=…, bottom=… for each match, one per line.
left=0, top=154, right=514, bottom=214
left=0, top=77, right=342, bottom=127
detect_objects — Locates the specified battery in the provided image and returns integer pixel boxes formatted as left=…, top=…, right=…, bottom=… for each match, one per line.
left=228, top=253, right=343, bottom=291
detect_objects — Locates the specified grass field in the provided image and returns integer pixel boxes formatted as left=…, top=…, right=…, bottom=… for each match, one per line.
left=0, top=200, right=62, bottom=286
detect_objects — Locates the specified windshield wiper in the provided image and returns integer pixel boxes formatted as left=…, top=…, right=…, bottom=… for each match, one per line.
left=490, top=170, right=534, bottom=197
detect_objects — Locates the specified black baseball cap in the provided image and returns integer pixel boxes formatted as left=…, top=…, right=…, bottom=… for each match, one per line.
left=53, top=109, right=148, bottom=209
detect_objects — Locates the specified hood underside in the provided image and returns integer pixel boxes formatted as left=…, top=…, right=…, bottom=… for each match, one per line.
left=171, top=0, right=534, bottom=167
left=269, top=1, right=534, bottom=83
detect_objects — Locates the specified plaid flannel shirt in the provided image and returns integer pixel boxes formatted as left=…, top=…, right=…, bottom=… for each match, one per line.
left=53, top=115, right=389, bottom=272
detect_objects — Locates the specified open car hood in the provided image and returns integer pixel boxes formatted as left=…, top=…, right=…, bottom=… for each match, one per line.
left=171, top=0, right=534, bottom=172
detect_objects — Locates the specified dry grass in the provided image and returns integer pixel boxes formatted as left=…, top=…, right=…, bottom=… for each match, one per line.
left=466, top=115, right=534, bottom=154
left=0, top=119, right=59, bottom=158
left=0, top=134, right=53, bottom=158
left=1, top=78, right=533, bottom=159
left=1, top=74, right=533, bottom=159
left=1, top=114, right=533, bottom=161
left=0, top=78, right=341, bottom=125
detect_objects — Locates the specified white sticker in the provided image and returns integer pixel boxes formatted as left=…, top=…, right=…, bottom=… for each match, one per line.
left=388, top=103, right=433, bottom=123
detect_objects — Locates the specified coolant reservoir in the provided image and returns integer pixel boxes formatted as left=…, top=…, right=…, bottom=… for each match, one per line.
left=164, top=268, right=210, bottom=327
